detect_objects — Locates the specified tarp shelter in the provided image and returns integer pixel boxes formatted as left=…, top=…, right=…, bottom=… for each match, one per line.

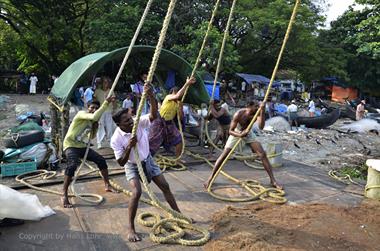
left=204, top=80, right=220, bottom=100
left=331, top=86, right=358, bottom=103
left=50, top=45, right=209, bottom=107
left=236, top=73, right=280, bottom=87
left=320, top=77, right=358, bottom=103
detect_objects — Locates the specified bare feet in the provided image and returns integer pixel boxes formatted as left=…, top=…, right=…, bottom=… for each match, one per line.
left=105, top=184, right=119, bottom=193
left=127, top=229, right=141, bottom=242
left=271, top=181, right=283, bottom=190
left=61, top=196, right=73, bottom=208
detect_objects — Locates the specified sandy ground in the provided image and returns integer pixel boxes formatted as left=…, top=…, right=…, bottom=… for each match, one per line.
left=205, top=201, right=380, bottom=251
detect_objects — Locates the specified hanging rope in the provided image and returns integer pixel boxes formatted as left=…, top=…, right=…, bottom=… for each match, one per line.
left=206, top=0, right=301, bottom=202
left=129, top=0, right=209, bottom=245
left=154, top=0, right=222, bottom=170
left=70, top=0, right=155, bottom=204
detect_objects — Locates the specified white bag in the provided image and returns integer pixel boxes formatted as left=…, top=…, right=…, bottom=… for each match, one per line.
left=0, top=185, right=55, bottom=221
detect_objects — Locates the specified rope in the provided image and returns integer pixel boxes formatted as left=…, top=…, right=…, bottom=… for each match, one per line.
left=154, top=0, right=222, bottom=170
left=128, top=0, right=209, bottom=245
left=70, top=0, right=155, bottom=205
left=328, top=170, right=360, bottom=185
left=206, top=0, right=301, bottom=201
left=187, top=151, right=286, bottom=203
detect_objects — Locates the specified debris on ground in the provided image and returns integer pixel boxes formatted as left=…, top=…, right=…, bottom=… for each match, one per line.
left=205, top=201, right=380, bottom=251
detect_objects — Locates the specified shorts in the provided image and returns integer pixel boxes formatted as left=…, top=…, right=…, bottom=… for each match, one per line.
left=125, top=155, right=161, bottom=183
left=288, top=112, right=298, bottom=121
left=64, top=147, right=107, bottom=177
left=225, top=129, right=256, bottom=149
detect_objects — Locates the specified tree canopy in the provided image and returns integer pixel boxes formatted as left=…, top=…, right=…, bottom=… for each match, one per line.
left=0, top=0, right=379, bottom=93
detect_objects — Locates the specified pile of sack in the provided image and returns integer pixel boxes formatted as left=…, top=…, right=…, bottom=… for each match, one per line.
left=0, top=119, right=58, bottom=171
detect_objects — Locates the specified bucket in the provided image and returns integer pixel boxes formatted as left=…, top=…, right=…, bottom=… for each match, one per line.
left=263, top=143, right=283, bottom=168
left=365, top=159, right=380, bottom=200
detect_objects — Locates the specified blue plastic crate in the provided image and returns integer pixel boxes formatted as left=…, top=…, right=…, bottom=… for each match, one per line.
left=0, top=158, right=37, bottom=178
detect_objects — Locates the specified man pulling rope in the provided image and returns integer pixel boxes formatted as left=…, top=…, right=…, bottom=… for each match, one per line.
left=62, top=97, right=118, bottom=208
left=110, top=83, right=183, bottom=242
left=148, top=76, right=196, bottom=165
left=204, top=100, right=283, bottom=190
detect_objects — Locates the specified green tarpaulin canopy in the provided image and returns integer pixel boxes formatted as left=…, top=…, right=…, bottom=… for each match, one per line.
left=50, top=45, right=209, bottom=107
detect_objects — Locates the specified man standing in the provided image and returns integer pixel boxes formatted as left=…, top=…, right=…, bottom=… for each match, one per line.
left=204, top=101, right=282, bottom=190
left=207, top=100, right=231, bottom=154
left=94, top=76, right=116, bottom=148
left=287, top=100, right=298, bottom=130
left=83, top=86, right=95, bottom=108
left=356, top=100, right=366, bottom=121
left=62, top=97, right=117, bottom=208
left=133, top=72, right=148, bottom=114
left=148, top=77, right=196, bottom=163
left=308, top=99, right=315, bottom=117
left=110, top=83, right=182, bottom=242
left=29, top=73, right=38, bottom=95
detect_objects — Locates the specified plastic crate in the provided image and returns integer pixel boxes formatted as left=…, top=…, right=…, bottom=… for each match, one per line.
left=0, top=158, right=37, bottom=178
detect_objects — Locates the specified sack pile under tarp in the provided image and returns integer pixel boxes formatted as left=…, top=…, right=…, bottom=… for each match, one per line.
left=1, top=122, right=58, bottom=169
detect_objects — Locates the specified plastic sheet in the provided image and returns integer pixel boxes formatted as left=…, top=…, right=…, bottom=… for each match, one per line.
left=0, top=185, right=55, bottom=221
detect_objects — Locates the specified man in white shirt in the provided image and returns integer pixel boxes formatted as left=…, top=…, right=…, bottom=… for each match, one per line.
left=122, top=93, right=134, bottom=110
left=287, top=100, right=299, bottom=130
left=110, top=83, right=181, bottom=242
left=308, top=99, right=316, bottom=117
left=83, top=86, right=94, bottom=108
left=29, top=73, right=38, bottom=95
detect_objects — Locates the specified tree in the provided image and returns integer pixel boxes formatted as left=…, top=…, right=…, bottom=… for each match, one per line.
left=324, top=2, right=380, bottom=91
left=0, top=0, right=99, bottom=75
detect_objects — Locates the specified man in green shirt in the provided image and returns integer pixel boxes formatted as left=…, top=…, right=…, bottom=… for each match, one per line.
left=62, top=97, right=117, bottom=208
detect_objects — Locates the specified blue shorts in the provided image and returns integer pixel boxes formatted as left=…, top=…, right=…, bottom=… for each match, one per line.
left=125, top=155, right=161, bottom=183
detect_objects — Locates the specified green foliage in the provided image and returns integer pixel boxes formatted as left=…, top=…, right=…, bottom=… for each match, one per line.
left=322, top=1, right=380, bottom=91
left=0, top=0, right=378, bottom=94
left=339, top=164, right=368, bottom=180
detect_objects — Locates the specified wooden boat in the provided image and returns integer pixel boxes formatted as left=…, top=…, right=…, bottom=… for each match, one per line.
left=296, top=108, right=341, bottom=129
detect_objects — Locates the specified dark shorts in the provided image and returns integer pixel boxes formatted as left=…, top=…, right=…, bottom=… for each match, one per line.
left=64, top=147, right=107, bottom=177
left=149, top=116, right=182, bottom=155
left=288, top=112, right=298, bottom=121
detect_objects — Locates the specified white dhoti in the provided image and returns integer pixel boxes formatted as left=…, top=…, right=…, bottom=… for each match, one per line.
left=97, top=111, right=116, bottom=148
left=29, top=83, right=36, bottom=94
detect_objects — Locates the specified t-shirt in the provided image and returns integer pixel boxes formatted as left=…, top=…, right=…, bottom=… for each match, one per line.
left=159, top=96, right=179, bottom=121
left=63, top=101, right=109, bottom=150
left=241, top=82, right=247, bottom=92
left=308, top=100, right=315, bottom=113
left=287, top=104, right=298, bottom=113
left=122, top=99, right=133, bottom=109
left=84, top=88, right=94, bottom=103
left=110, top=115, right=151, bottom=164
left=29, top=76, right=38, bottom=86
left=133, top=81, right=144, bottom=95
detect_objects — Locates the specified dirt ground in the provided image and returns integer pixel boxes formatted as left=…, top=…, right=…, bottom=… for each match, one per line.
left=205, top=201, right=380, bottom=251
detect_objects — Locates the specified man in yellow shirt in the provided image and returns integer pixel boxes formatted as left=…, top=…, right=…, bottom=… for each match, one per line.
left=149, top=76, right=196, bottom=161
left=62, top=97, right=117, bottom=208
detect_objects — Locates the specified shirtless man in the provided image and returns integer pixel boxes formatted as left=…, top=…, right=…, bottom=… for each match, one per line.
left=204, top=100, right=282, bottom=190
left=207, top=99, right=231, bottom=154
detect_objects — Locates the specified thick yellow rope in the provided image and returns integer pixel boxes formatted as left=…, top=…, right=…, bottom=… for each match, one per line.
left=154, top=0, right=222, bottom=170
left=129, top=0, right=209, bottom=246
left=187, top=151, right=286, bottom=203
left=207, top=0, right=301, bottom=202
